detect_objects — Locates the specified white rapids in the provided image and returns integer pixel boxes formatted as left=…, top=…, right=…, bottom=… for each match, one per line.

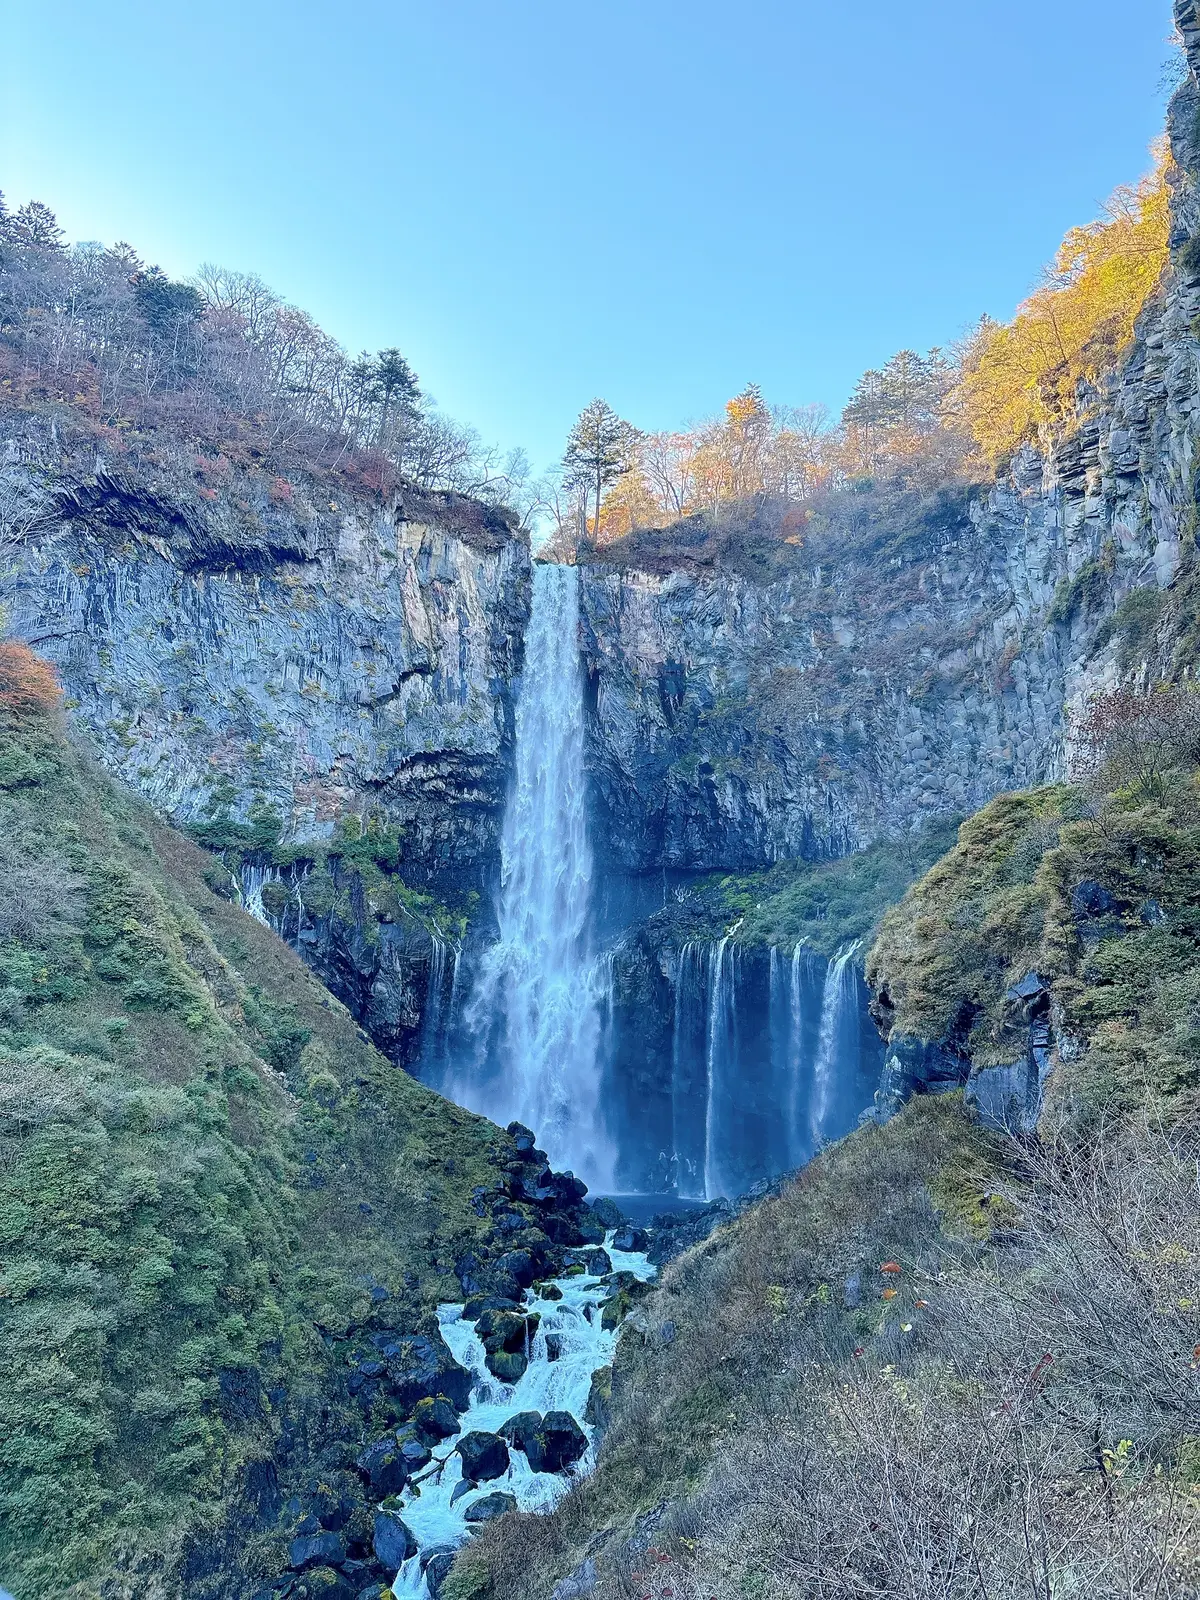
left=389, top=1233, right=656, bottom=1596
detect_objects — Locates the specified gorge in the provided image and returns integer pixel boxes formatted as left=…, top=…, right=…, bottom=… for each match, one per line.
left=6, top=6, right=1200, bottom=1596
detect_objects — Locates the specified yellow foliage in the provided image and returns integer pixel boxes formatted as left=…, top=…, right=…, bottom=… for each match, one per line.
left=956, top=143, right=1171, bottom=465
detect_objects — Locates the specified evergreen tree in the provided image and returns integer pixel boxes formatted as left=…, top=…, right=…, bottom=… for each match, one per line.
left=563, top=399, right=640, bottom=547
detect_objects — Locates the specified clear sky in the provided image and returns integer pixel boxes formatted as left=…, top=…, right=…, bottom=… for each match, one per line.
left=2, top=0, right=1174, bottom=471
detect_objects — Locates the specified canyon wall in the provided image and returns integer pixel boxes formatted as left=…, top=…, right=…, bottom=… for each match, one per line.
left=579, top=40, right=1200, bottom=873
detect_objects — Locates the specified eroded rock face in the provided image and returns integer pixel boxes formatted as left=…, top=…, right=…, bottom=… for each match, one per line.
left=2, top=449, right=530, bottom=890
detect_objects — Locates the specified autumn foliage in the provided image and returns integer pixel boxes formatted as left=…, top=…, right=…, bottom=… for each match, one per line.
left=954, top=143, right=1172, bottom=465
left=0, top=640, right=62, bottom=718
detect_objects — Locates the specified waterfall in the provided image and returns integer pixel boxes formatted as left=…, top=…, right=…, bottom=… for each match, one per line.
left=420, top=938, right=459, bottom=1088
left=703, top=937, right=737, bottom=1200
left=237, top=860, right=280, bottom=926
left=457, top=563, right=612, bottom=1186
left=809, top=941, right=862, bottom=1152
left=670, top=941, right=709, bottom=1199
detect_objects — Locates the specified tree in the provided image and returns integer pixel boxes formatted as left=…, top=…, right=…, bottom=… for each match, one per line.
left=11, top=201, right=64, bottom=251
left=370, top=348, right=420, bottom=445
left=563, top=399, right=640, bottom=549
left=955, top=143, right=1170, bottom=465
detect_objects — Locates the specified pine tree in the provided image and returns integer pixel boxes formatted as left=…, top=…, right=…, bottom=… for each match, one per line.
left=563, top=399, right=639, bottom=548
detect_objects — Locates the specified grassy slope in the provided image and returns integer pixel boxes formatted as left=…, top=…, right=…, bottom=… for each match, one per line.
left=868, top=777, right=1200, bottom=1114
left=0, top=705, right=511, bottom=1599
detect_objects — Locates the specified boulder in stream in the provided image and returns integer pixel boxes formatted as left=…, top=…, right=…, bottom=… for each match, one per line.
left=498, top=1410, right=543, bottom=1453
left=611, top=1225, right=650, bottom=1252
left=523, top=1410, right=588, bottom=1474
left=372, top=1507, right=417, bottom=1567
left=464, top=1490, right=518, bottom=1523
left=566, top=1246, right=612, bottom=1277
left=487, top=1348, right=528, bottom=1382
left=412, top=1395, right=460, bottom=1443
left=456, top=1430, right=510, bottom=1482
left=425, top=1550, right=456, bottom=1596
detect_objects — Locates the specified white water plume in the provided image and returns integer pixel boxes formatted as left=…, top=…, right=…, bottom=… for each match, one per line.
left=457, top=563, right=613, bottom=1186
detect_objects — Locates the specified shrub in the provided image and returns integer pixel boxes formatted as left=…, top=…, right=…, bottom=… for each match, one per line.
left=0, top=640, right=61, bottom=718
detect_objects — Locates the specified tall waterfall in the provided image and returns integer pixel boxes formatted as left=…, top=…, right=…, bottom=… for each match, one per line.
left=455, top=563, right=612, bottom=1186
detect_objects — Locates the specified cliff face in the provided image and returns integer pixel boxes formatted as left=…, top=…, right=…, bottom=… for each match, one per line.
left=2, top=427, right=531, bottom=889
left=578, top=38, right=1200, bottom=874
left=0, top=428, right=531, bottom=1063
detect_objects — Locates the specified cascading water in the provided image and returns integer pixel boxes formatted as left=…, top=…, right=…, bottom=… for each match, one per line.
left=809, top=941, right=863, bottom=1152
left=703, top=937, right=736, bottom=1201
left=420, top=938, right=459, bottom=1089
left=454, top=563, right=612, bottom=1186
left=388, top=1236, right=656, bottom=1597
left=664, top=937, right=878, bottom=1200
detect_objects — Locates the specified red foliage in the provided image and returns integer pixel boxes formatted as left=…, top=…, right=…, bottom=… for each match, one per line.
left=0, top=641, right=62, bottom=717
left=269, top=474, right=295, bottom=505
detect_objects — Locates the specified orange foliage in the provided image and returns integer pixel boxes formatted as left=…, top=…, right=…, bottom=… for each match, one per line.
left=0, top=641, right=62, bottom=718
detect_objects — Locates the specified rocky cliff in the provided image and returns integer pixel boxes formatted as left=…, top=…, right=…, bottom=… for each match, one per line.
left=0, top=420, right=531, bottom=1062
left=578, top=34, right=1200, bottom=874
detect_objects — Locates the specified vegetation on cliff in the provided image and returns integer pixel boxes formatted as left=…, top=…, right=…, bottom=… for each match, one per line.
left=546, top=143, right=1170, bottom=561
left=0, top=645, right=517, bottom=1598
left=0, top=192, right=532, bottom=512
left=869, top=687, right=1200, bottom=1123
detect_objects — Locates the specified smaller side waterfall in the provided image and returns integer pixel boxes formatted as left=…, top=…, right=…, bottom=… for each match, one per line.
left=419, top=938, right=460, bottom=1089
left=666, top=937, right=878, bottom=1200
left=703, top=937, right=737, bottom=1201
left=809, top=941, right=863, bottom=1153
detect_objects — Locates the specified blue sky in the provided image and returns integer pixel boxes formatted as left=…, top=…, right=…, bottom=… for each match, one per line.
left=2, top=0, right=1174, bottom=470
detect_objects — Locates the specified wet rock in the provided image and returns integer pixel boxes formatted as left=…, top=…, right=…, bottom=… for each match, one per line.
left=589, top=1197, right=626, bottom=1229
left=456, top=1430, right=510, bottom=1482
left=566, top=1247, right=612, bottom=1277
left=449, top=1479, right=474, bottom=1507
left=354, top=1436, right=409, bottom=1497
left=498, top=1410, right=543, bottom=1452
left=289, top=1531, right=346, bottom=1570
left=464, top=1491, right=518, bottom=1523
left=486, top=1349, right=528, bottom=1383
left=374, top=1331, right=472, bottom=1411
left=425, top=1551, right=456, bottom=1596
left=494, top=1248, right=536, bottom=1288
left=412, top=1395, right=460, bottom=1443
left=462, top=1292, right=521, bottom=1321
left=523, top=1410, right=588, bottom=1474
left=372, top=1508, right=416, bottom=1568
left=393, top=1424, right=432, bottom=1472
left=611, top=1226, right=649, bottom=1253
left=506, top=1121, right=538, bottom=1155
